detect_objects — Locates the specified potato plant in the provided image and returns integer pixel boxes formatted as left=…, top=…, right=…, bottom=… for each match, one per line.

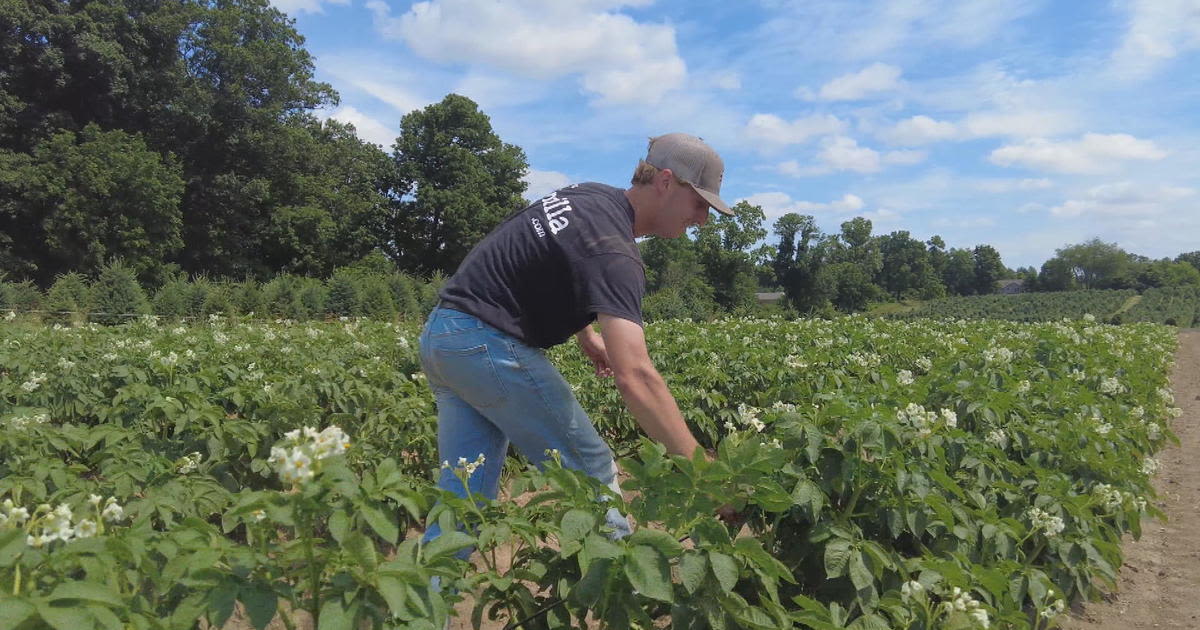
left=0, top=313, right=1181, bottom=629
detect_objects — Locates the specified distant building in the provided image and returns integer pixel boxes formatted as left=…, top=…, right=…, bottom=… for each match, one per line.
left=755, top=292, right=785, bottom=304
left=998, top=279, right=1025, bottom=294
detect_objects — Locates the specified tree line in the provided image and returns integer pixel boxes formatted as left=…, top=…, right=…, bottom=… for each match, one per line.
left=2, top=0, right=1197, bottom=322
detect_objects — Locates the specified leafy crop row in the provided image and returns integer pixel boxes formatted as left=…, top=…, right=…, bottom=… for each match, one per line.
left=0, top=314, right=1182, bottom=629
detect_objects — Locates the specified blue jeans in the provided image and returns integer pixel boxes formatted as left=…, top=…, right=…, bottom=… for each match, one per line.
left=418, top=306, right=631, bottom=559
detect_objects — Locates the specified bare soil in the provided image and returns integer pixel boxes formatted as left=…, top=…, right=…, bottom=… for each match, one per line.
left=1062, top=329, right=1200, bottom=630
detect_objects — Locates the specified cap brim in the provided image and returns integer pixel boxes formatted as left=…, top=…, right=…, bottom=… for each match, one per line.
left=690, top=185, right=735, bottom=216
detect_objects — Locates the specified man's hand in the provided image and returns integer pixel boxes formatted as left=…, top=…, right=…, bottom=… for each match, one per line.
left=575, top=326, right=613, bottom=378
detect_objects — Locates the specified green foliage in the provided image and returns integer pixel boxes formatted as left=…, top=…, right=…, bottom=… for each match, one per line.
left=261, top=275, right=310, bottom=320
left=0, top=281, right=40, bottom=313
left=89, top=260, right=149, bottom=325
left=0, top=315, right=1181, bottom=629
left=153, top=278, right=191, bottom=320
left=642, top=287, right=714, bottom=322
left=356, top=276, right=397, bottom=319
left=891, top=290, right=1136, bottom=323
left=383, top=94, right=529, bottom=275
left=42, top=273, right=91, bottom=325
left=1, top=126, right=184, bottom=284
left=326, top=272, right=360, bottom=317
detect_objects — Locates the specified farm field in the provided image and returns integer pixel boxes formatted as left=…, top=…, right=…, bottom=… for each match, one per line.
left=886, top=287, right=1200, bottom=327
left=0, top=314, right=1185, bottom=630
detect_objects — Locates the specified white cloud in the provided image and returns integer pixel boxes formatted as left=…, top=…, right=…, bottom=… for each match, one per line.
left=882, top=115, right=959, bottom=145
left=882, top=150, right=927, bottom=166
left=712, top=71, right=742, bottom=91
left=320, top=55, right=432, bottom=115
left=990, top=133, right=1167, bottom=173
left=522, top=169, right=573, bottom=199
left=932, top=216, right=997, bottom=229
left=1111, top=0, right=1200, bottom=79
left=739, top=191, right=867, bottom=224
left=270, top=0, right=349, bottom=15
left=326, top=106, right=398, bottom=147
left=1049, top=182, right=1195, bottom=217
left=368, top=0, right=685, bottom=104
left=975, top=178, right=1054, bottom=193
left=962, top=111, right=1077, bottom=138
left=818, top=62, right=902, bottom=100
left=819, top=137, right=881, bottom=173
left=745, top=113, right=846, bottom=147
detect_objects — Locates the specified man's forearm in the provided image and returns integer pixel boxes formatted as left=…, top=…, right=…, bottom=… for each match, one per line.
left=614, top=365, right=701, bottom=457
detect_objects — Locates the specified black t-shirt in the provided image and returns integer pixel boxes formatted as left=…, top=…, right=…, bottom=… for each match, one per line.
left=437, top=182, right=645, bottom=349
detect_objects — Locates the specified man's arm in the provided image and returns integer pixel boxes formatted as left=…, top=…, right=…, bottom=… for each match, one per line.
left=597, top=313, right=701, bottom=457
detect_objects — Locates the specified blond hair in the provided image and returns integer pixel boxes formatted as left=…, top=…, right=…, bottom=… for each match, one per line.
left=630, top=160, right=685, bottom=186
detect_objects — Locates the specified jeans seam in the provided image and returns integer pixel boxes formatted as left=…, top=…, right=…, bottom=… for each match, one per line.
left=508, top=338, right=591, bottom=468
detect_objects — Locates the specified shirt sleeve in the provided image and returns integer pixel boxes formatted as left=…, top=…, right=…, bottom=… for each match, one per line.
left=577, top=253, right=645, bottom=325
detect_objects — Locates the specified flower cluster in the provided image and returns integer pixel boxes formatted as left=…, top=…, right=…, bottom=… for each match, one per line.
left=14, top=495, right=126, bottom=548
left=982, top=346, right=1013, bottom=365
left=20, top=371, right=47, bottom=393
left=442, top=453, right=487, bottom=477
left=1026, top=506, right=1066, bottom=537
left=724, top=404, right=766, bottom=433
left=1092, top=483, right=1125, bottom=510
left=1099, top=376, right=1124, bottom=395
left=5, top=412, right=49, bottom=430
left=896, top=369, right=914, bottom=385
left=267, top=425, right=351, bottom=485
left=177, top=451, right=203, bottom=474
left=941, top=586, right=989, bottom=628
left=4, top=310, right=15, bottom=321
left=985, top=429, right=1008, bottom=449
left=1140, top=457, right=1160, bottom=476
left=896, top=403, right=956, bottom=438
left=1040, top=595, right=1066, bottom=619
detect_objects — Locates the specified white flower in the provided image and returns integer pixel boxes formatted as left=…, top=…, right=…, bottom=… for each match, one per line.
left=277, top=449, right=314, bottom=484
left=1027, top=506, right=1065, bottom=537
left=172, top=326, right=187, bottom=335
left=20, top=372, right=47, bottom=392
left=982, top=346, right=1013, bottom=365
left=1093, top=483, right=1123, bottom=510
left=1099, top=376, right=1123, bottom=395
left=915, top=356, right=933, bottom=373
left=1040, top=598, right=1066, bottom=619
left=940, top=408, right=958, bottom=429
left=1141, top=457, right=1160, bottom=476
left=968, top=607, right=990, bottom=628
left=250, top=509, right=266, bottom=522
left=177, top=452, right=203, bottom=474
left=88, top=494, right=102, bottom=507
left=57, top=358, right=75, bottom=370
left=1016, top=380, right=1030, bottom=394
left=74, top=519, right=98, bottom=538
left=100, top=499, right=125, bottom=523
left=4, top=310, right=15, bottom=321
left=897, top=370, right=914, bottom=385
left=900, top=580, right=924, bottom=600
left=160, top=352, right=178, bottom=367
left=985, top=429, right=1008, bottom=449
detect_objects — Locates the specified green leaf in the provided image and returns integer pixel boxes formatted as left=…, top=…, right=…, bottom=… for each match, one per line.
left=824, top=539, right=852, bottom=579
left=679, top=552, right=708, bottom=595
left=361, top=502, right=400, bottom=544
left=423, top=530, right=473, bottom=560
left=734, top=537, right=795, bottom=583
left=569, top=557, right=613, bottom=608
left=318, top=597, right=354, bottom=630
left=709, top=551, right=738, bottom=593
left=239, top=583, right=278, bottom=630
left=848, top=550, right=873, bottom=591
left=628, top=528, right=684, bottom=558
left=0, top=529, right=25, bottom=566
left=560, top=508, right=596, bottom=542
left=49, top=581, right=123, bottom=607
left=847, top=613, right=892, bottom=630
left=0, top=596, right=36, bottom=629
left=35, top=602, right=94, bottom=630
left=625, top=545, right=673, bottom=603
left=376, top=576, right=407, bottom=613
left=328, top=509, right=349, bottom=544
left=344, top=532, right=378, bottom=573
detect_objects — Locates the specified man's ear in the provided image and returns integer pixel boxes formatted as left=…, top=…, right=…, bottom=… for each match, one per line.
left=656, top=168, right=675, bottom=193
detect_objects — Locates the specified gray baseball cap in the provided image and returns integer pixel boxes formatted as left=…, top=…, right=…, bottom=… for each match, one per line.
left=644, top=133, right=734, bottom=216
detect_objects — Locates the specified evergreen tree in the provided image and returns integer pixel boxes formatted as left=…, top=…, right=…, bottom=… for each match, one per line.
left=90, top=260, right=149, bottom=325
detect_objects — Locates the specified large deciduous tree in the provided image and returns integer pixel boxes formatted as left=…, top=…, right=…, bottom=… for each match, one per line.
left=384, top=94, right=528, bottom=275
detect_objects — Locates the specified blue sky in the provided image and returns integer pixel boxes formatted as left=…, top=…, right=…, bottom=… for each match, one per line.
left=274, top=0, right=1200, bottom=269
